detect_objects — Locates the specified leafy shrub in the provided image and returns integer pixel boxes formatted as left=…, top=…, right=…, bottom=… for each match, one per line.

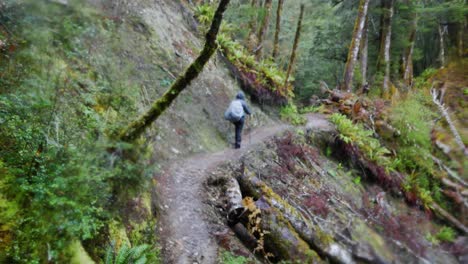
left=435, top=226, right=456, bottom=242
left=0, top=2, right=153, bottom=262
left=280, top=103, right=307, bottom=126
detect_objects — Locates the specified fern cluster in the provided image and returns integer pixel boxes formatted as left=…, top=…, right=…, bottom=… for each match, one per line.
left=104, top=243, right=159, bottom=264
left=330, top=113, right=397, bottom=172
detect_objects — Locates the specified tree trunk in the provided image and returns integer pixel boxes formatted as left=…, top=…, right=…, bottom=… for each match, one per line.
left=284, top=4, right=305, bottom=92
left=403, top=15, right=417, bottom=87
left=457, top=22, right=464, bottom=57
left=255, top=0, right=273, bottom=59
left=438, top=23, right=447, bottom=67
left=380, top=0, right=394, bottom=95
left=359, top=16, right=369, bottom=88
left=272, top=0, right=284, bottom=60
left=431, top=87, right=467, bottom=156
left=246, top=0, right=259, bottom=52
left=119, top=0, right=231, bottom=141
left=342, top=0, right=370, bottom=92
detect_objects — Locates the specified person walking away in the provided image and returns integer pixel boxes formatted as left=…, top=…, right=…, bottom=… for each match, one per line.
left=224, top=92, right=252, bottom=149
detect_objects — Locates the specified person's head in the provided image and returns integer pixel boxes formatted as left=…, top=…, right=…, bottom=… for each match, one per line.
left=236, top=91, right=245, bottom=100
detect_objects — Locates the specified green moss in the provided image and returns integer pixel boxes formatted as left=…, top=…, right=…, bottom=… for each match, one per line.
left=68, top=241, right=95, bottom=264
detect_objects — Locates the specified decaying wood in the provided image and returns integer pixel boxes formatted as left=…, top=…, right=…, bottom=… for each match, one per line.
left=431, top=87, right=467, bottom=155
left=237, top=169, right=356, bottom=264
left=225, top=178, right=245, bottom=223
left=431, top=202, right=468, bottom=234
left=119, top=0, right=231, bottom=141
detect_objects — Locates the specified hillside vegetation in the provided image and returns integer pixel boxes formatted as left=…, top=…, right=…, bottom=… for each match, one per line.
left=0, top=0, right=466, bottom=263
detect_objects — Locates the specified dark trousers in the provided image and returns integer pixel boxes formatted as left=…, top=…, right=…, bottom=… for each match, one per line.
left=233, top=117, right=245, bottom=148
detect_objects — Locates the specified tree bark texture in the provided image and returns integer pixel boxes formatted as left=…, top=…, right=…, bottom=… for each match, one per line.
left=246, top=0, right=259, bottom=52
left=119, top=0, right=231, bottom=141
left=284, top=4, right=305, bottom=92
left=379, top=0, right=394, bottom=94
left=403, top=15, right=417, bottom=87
left=359, top=16, right=369, bottom=87
left=431, top=88, right=467, bottom=156
left=438, top=23, right=447, bottom=67
left=342, top=0, right=370, bottom=92
left=272, top=0, right=284, bottom=60
left=457, top=22, right=464, bottom=57
left=255, top=0, right=273, bottom=59
left=237, top=169, right=355, bottom=264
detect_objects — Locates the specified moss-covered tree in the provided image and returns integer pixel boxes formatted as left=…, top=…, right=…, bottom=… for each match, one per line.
left=284, top=4, right=305, bottom=92
left=377, top=0, right=394, bottom=95
left=119, top=0, right=231, bottom=141
left=255, top=0, right=273, bottom=59
left=342, top=0, right=370, bottom=92
left=272, top=0, right=284, bottom=60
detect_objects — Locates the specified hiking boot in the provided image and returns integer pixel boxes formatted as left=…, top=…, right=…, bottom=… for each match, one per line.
left=234, top=144, right=241, bottom=149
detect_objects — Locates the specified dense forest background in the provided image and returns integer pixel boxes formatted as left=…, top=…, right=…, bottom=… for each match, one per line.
left=0, top=0, right=466, bottom=263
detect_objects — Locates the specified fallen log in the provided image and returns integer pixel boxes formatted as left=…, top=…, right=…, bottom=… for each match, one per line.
left=225, top=178, right=245, bottom=224
left=237, top=168, right=356, bottom=264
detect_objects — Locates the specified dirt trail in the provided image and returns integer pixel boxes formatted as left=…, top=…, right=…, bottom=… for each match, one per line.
left=156, top=114, right=331, bottom=264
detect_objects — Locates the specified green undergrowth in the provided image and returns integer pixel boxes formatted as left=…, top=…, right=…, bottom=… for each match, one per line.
left=280, top=103, right=307, bottom=126
left=330, top=113, right=397, bottom=172
left=0, top=1, right=156, bottom=262
left=219, top=250, right=250, bottom=264
left=104, top=242, right=160, bottom=264
left=195, top=3, right=293, bottom=100
left=331, top=84, right=454, bottom=210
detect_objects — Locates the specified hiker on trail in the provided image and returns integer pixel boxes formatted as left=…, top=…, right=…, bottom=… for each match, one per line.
left=224, top=91, right=252, bottom=149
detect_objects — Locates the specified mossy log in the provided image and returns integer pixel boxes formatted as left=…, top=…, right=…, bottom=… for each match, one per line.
left=254, top=196, right=324, bottom=263
left=236, top=169, right=356, bottom=264
left=119, top=0, right=231, bottom=141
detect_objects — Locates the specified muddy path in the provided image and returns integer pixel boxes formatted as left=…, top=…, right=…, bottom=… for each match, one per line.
left=155, top=114, right=331, bottom=264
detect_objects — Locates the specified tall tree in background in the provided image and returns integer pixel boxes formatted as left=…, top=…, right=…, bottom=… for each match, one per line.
left=359, top=16, right=369, bottom=88
left=246, top=0, right=260, bottom=52
left=402, top=12, right=417, bottom=86
left=255, top=0, right=273, bottom=59
left=377, top=0, right=394, bottom=95
left=284, top=4, right=305, bottom=92
left=342, top=0, right=370, bottom=92
left=438, top=22, right=447, bottom=67
left=119, top=0, right=231, bottom=141
left=272, top=0, right=284, bottom=60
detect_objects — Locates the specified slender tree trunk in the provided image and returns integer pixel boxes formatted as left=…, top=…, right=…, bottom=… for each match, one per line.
left=359, top=16, right=369, bottom=87
left=255, top=0, right=273, bottom=59
left=377, top=0, right=394, bottom=95
left=457, top=22, right=464, bottom=57
left=403, top=15, right=417, bottom=87
left=284, top=4, right=305, bottom=92
left=272, top=0, right=284, bottom=60
left=119, top=0, right=231, bottom=141
left=438, top=23, right=447, bottom=67
left=246, top=0, right=259, bottom=52
left=342, top=0, right=370, bottom=92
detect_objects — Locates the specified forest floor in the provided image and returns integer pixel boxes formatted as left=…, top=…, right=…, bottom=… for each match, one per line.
left=155, top=114, right=330, bottom=263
